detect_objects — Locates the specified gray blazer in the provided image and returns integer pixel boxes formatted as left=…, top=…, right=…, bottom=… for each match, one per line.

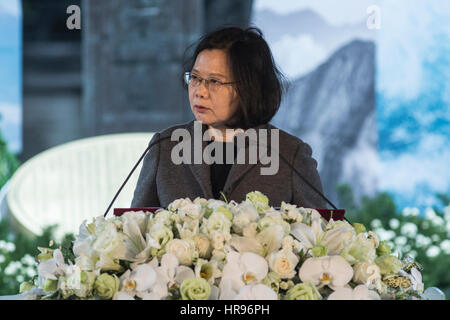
left=131, top=120, right=326, bottom=209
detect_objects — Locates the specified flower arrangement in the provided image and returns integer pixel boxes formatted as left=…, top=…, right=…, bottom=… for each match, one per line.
left=16, top=191, right=444, bottom=300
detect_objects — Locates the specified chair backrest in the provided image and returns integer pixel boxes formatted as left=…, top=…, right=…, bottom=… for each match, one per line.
left=7, top=133, right=154, bottom=239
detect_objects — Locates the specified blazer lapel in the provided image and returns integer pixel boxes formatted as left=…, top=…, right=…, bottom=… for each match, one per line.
left=222, top=123, right=271, bottom=196
left=186, top=120, right=272, bottom=200
left=186, top=120, right=214, bottom=199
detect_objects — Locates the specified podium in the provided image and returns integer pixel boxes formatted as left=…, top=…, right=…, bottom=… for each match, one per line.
left=113, top=207, right=346, bottom=221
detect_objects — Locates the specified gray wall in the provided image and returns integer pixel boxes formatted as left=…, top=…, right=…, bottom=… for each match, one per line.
left=20, top=0, right=253, bottom=161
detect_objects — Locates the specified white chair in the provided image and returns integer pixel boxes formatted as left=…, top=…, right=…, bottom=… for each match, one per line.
left=6, top=133, right=154, bottom=239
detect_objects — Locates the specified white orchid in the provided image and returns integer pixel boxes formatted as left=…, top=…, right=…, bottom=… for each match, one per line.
left=220, top=251, right=268, bottom=297
left=299, top=256, right=354, bottom=290
left=156, top=253, right=195, bottom=289
left=37, top=249, right=69, bottom=287
left=234, top=284, right=278, bottom=300
left=328, top=284, right=381, bottom=300
left=23, top=192, right=439, bottom=300
left=290, top=216, right=326, bottom=253
left=114, top=263, right=157, bottom=299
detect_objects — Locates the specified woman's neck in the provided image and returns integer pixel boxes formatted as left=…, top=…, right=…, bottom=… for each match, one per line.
left=207, top=125, right=244, bottom=142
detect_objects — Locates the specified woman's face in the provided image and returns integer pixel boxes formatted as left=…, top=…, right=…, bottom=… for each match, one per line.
left=188, top=49, right=239, bottom=128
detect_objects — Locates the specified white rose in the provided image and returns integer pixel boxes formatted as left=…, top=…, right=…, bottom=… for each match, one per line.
left=148, top=223, right=173, bottom=249
left=268, top=249, right=299, bottom=279
left=165, top=239, right=196, bottom=266
left=353, top=262, right=382, bottom=290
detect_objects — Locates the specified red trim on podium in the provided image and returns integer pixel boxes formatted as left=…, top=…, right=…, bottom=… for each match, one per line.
left=114, top=207, right=345, bottom=221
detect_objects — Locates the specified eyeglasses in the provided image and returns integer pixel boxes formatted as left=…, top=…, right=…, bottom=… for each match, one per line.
left=184, top=72, right=237, bottom=93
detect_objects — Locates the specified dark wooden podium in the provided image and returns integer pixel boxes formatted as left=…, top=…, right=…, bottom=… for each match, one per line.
left=113, top=207, right=346, bottom=221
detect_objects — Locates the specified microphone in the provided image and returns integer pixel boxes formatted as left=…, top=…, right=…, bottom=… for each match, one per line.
left=104, top=126, right=347, bottom=222
left=103, top=134, right=172, bottom=217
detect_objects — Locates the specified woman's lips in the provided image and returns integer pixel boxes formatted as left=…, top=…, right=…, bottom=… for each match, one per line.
left=194, top=105, right=209, bottom=113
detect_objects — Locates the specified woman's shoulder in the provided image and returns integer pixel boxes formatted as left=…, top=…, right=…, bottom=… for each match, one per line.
left=156, top=120, right=195, bottom=137
left=266, top=123, right=314, bottom=157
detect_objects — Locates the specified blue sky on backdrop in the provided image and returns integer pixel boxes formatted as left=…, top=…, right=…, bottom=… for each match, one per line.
left=253, top=0, right=450, bottom=210
left=0, top=0, right=21, bottom=154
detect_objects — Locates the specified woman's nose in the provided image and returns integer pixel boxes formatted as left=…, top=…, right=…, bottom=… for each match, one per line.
left=195, top=80, right=209, bottom=98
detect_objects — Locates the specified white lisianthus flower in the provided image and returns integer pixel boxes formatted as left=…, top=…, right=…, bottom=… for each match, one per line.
left=165, top=239, right=197, bottom=266
left=242, top=223, right=258, bottom=238
left=246, top=191, right=270, bottom=213
left=298, top=207, right=323, bottom=224
left=150, top=209, right=174, bottom=227
left=211, top=231, right=226, bottom=250
left=233, top=201, right=259, bottom=233
left=177, top=203, right=203, bottom=222
left=168, top=198, right=193, bottom=212
left=340, top=233, right=377, bottom=265
left=193, top=197, right=208, bottom=206
left=148, top=222, right=174, bottom=250
left=280, top=201, right=302, bottom=222
left=234, top=284, right=277, bottom=300
left=93, top=220, right=127, bottom=261
left=267, top=249, right=299, bottom=279
left=206, top=199, right=228, bottom=212
left=322, top=220, right=356, bottom=255
left=194, top=258, right=221, bottom=285
left=121, top=211, right=149, bottom=235
left=299, top=256, right=354, bottom=290
left=328, top=284, right=380, bottom=300
left=352, top=262, right=382, bottom=291
left=192, top=234, right=212, bottom=258
left=201, top=211, right=232, bottom=237
left=176, top=219, right=199, bottom=239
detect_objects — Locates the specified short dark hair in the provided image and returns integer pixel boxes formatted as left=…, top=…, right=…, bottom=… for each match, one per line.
left=182, top=25, right=288, bottom=129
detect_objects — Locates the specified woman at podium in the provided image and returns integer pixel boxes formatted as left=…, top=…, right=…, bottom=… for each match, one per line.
left=131, top=26, right=326, bottom=209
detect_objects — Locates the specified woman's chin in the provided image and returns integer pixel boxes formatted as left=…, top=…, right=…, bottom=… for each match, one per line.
left=194, top=114, right=213, bottom=124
